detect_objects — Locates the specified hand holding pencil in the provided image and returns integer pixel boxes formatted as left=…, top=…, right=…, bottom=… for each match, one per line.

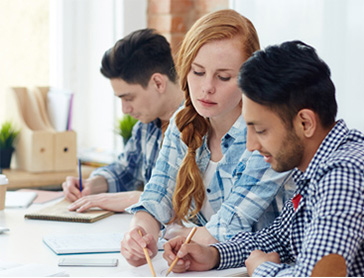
left=165, top=227, right=197, bottom=276
left=163, top=227, right=220, bottom=275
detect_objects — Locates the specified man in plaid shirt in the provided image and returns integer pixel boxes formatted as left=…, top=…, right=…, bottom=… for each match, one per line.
left=163, top=40, right=364, bottom=276
left=62, top=29, right=183, bottom=212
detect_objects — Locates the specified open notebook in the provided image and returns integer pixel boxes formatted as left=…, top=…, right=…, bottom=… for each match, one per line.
left=24, top=198, right=113, bottom=223
left=43, top=232, right=166, bottom=255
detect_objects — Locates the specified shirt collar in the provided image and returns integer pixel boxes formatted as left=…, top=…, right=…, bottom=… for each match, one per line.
left=222, top=115, right=247, bottom=142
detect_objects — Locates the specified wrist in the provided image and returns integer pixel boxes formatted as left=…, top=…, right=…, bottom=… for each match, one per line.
left=210, top=246, right=221, bottom=269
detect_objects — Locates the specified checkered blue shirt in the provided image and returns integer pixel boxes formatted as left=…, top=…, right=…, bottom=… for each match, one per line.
left=127, top=111, right=295, bottom=242
left=213, top=119, right=364, bottom=276
left=90, top=119, right=162, bottom=192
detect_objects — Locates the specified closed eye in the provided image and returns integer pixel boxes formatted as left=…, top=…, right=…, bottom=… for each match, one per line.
left=255, top=129, right=266, bottom=134
left=193, top=71, right=204, bottom=76
left=218, top=76, right=231, bottom=81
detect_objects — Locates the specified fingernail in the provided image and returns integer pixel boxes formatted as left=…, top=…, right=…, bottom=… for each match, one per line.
left=177, top=251, right=183, bottom=257
left=177, top=260, right=183, bottom=265
left=169, top=255, right=174, bottom=260
left=185, top=261, right=190, bottom=269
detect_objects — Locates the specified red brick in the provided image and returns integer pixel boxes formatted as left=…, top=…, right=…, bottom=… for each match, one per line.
left=169, top=33, right=186, bottom=55
left=171, top=15, right=187, bottom=33
left=170, top=0, right=193, bottom=13
left=195, top=0, right=229, bottom=13
left=148, top=0, right=171, bottom=14
left=148, top=15, right=172, bottom=33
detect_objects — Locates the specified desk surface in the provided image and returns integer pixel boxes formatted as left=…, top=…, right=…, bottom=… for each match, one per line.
left=0, top=200, right=248, bottom=277
left=0, top=200, right=135, bottom=277
left=3, top=165, right=96, bottom=189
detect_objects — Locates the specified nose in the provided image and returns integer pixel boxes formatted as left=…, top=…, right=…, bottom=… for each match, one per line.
left=201, top=76, right=216, bottom=94
left=246, top=129, right=261, bottom=152
left=121, top=100, right=132, bottom=114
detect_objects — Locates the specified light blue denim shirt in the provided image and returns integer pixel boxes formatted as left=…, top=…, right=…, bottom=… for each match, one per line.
left=127, top=112, right=295, bottom=242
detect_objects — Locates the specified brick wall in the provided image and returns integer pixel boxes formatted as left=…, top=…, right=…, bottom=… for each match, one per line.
left=147, top=0, right=229, bottom=55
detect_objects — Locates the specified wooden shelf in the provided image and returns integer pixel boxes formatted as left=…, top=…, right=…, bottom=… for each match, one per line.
left=2, top=165, right=96, bottom=189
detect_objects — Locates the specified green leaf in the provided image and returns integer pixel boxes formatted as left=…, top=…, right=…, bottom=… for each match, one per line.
left=0, top=121, right=20, bottom=149
left=115, top=115, right=138, bottom=144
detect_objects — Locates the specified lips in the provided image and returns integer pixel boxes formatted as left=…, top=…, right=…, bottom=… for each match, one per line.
left=260, top=152, right=272, bottom=163
left=198, top=99, right=217, bottom=107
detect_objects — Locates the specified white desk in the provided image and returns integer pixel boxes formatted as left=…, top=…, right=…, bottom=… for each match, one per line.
left=0, top=202, right=248, bottom=277
left=0, top=201, right=137, bottom=277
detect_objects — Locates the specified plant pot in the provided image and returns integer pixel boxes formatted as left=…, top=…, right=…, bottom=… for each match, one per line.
left=0, top=147, right=14, bottom=169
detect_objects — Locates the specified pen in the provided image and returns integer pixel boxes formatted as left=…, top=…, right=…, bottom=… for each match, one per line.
left=138, top=230, right=156, bottom=277
left=165, top=227, right=198, bottom=277
left=78, top=159, right=83, bottom=192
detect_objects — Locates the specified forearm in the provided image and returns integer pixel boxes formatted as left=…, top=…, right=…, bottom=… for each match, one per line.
left=115, top=191, right=142, bottom=209
left=130, top=210, right=161, bottom=241
left=86, top=176, right=109, bottom=194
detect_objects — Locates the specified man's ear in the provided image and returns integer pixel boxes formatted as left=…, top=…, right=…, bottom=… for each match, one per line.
left=294, top=109, right=317, bottom=138
left=150, top=73, right=167, bottom=94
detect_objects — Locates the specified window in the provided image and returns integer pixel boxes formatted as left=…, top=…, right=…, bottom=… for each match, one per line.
left=231, top=0, right=364, bottom=131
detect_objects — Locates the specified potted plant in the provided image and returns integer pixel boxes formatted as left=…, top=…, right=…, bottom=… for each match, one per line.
left=0, top=121, right=20, bottom=169
left=116, top=114, right=138, bottom=145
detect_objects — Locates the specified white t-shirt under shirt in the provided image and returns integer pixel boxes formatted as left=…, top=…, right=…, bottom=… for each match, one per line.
left=201, top=160, right=218, bottom=221
left=164, top=160, right=218, bottom=239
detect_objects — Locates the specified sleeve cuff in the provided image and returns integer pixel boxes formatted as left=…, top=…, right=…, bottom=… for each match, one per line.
left=253, top=261, right=291, bottom=277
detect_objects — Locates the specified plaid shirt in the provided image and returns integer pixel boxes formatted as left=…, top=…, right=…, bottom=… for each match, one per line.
left=213, top=120, right=364, bottom=276
left=90, top=119, right=162, bottom=192
left=127, top=112, right=295, bottom=242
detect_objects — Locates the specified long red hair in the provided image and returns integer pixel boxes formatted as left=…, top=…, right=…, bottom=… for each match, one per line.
left=171, top=9, right=260, bottom=224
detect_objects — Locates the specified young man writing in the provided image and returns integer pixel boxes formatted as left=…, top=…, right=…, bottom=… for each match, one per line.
left=163, top=40, right=364, bottom=276
left=62, top=29, right=183, bottom=212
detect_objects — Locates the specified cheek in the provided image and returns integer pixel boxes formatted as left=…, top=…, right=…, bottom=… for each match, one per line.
left=223, top=86, right=242, bottom=105
left=187, top=76, right=199, bottom=96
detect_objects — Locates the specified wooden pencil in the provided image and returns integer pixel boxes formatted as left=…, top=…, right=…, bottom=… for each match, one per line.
left=138, top=229, right=156, bottom=277
left=165, top=227, right=198, bottom=277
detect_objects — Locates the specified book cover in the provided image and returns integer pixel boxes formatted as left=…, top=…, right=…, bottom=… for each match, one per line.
left=24, top=199, right=114, bottom=223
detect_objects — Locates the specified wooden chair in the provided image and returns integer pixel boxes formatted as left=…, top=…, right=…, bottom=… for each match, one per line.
left=311, top=254, right=347, bottom=277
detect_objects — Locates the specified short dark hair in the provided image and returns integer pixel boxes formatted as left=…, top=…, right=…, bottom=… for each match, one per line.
left=100, top=28, right=177, bottom=88
left=239, top=40, right=337, bottom=128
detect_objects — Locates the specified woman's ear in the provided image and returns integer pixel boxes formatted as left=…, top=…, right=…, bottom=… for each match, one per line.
left=295, top=109, right=317, bottom=138
left=151, top=73, right=167, bottom=94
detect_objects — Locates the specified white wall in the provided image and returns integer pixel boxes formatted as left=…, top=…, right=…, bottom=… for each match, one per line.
left=230, top=0, right=364, bottom=131
left=50, top=0, right=147, bottom=157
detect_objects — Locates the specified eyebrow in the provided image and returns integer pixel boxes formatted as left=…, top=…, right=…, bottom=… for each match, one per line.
left=116, top=92, right=132, bottom=99
left=192, top=62, right=233, bottom=72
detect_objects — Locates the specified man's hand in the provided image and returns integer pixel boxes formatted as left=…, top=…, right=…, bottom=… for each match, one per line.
left=245, top=250, right=281, bottom=276
left=68, top=191, right=142, bottom=212
left=163, top=236, right=220, bottom=273
left=62, top=176, right=108, bottom=202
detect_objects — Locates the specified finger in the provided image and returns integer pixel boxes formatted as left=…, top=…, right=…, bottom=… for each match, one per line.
left=169, top=258, right=191, bottom=273
left=65, top=177, right=82, bottom=200
left=124, top=230, right=148, bottom=258
left=121, top=245, right=147, bottom=264
left=62, top=182, right=79, bottom=202
left=163, top=243, right=177, bottom=263
left=75, top=202, right=93, bottom=213
left=163, top=237, right=184, bottom=262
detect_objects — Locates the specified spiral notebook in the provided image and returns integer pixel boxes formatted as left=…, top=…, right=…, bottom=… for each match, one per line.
left=24, top=199, right=114, bottom=223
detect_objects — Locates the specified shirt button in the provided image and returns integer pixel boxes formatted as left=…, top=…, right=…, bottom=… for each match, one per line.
left=224, top=144, right=228, bottom=148
left=206, top=189, right=211, bottom=193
